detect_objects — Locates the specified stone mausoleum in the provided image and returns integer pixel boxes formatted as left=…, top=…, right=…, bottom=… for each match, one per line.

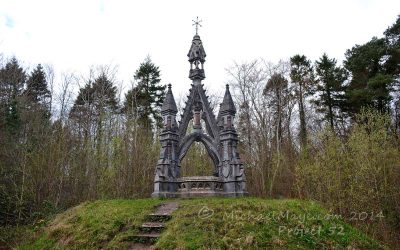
left=152, top=20, right=247, bottom=198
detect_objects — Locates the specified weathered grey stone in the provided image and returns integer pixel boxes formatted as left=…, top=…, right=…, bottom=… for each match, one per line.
left=161, top=84, right=178, bottom=115
left=152, top=28, right=247, bottom=198
left=188, top=34, right=206, bottom=81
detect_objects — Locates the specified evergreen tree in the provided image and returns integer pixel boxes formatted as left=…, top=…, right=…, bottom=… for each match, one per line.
left=384, top=16, right=400, bottom=132
left=70, top=72, right=118, bottom=140
left=384, top=15, right=400, bottom=77
left=290, top=55, right=314, bottom=148
left=344, top=15, right=400, bottom=116
left=24, top=64, right=51, bottom=119
left=124, top=57, right=165, bottom=129
left=71, top=73, right=118, bottom=117
left=344, top=37, right=392, bottom=114
left=313, top=54, right=348, bottom=131
left=25, top=64, right=50, bottom=104
left=0, top=57, right=26, bottom=136
left=90, top=73, right=119, bottom=115
left=0, top=58, right=27, bottom=225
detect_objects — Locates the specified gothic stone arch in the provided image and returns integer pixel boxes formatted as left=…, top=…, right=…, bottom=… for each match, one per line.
left=151, top=31, right=247, bottom=198
left=177, top=132, right=221, bottom=176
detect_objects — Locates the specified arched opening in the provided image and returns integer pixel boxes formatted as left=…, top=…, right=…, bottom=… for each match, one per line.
left=178, top=133, right=221, bottom=177
left=180, top=141, right=215, bottom=177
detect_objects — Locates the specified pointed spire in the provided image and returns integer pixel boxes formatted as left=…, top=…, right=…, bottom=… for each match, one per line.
left=187, top=35, right=206, bottom=64
left=188, top=21, right=206, bottom=81
left=161, top=84, right=178, bottom=115
left=219, top=84, right=236, bottom=116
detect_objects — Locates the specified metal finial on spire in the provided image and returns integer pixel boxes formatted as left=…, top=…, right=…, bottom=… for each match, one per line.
left=192, top=16, right=202, bottom=35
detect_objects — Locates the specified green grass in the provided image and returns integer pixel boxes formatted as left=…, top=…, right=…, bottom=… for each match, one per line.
left=156, top=198, right=386, bottom=250
left=15, top=198, right=386, bottom=249
left=17, top=199, right=163, bottom=250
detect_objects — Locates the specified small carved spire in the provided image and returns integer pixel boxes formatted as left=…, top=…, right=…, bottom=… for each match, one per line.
left=219, top=84, right=236, bottom=116
left=188, top=18, right=206, bottom=81
left=161, top=84, right=178, bottom=115
left=187, top=35, right=206, bottom=64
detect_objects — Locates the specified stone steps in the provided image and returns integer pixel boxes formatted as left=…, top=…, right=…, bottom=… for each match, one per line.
left=140, top=222, right=165, bottom=233
left=127, top=202, right=178, bottom=249
left=145, top=213, right=172, bottom=222
left=129, top=232, right=160, bottom=245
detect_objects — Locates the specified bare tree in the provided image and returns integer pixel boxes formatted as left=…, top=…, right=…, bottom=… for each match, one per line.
left=57, top=72, right=77, bottom=123
left=43, top=64, right=55, bottom=116
left=226, top=59, right=272, bottom=196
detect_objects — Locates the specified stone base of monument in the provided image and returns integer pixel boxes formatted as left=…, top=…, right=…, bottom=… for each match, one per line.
left=152, top=176, right=248, bottom=198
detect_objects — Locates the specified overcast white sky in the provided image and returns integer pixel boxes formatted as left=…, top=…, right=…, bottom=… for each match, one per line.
left=0, top=0, right=399, bottom=99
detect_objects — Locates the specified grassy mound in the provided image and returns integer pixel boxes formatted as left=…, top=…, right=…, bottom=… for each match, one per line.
left=18, top=198, right=386, bottom=249
left=158, top=198, right=386, bottom=249
left=18, top=199, right=163, bottom=250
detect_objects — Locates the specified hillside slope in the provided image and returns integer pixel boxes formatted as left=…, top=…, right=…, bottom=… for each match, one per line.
left=18, top=198, right=386, bottom=249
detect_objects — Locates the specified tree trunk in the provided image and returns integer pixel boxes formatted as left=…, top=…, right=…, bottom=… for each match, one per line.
left=299, top=84, right=307, bottom=149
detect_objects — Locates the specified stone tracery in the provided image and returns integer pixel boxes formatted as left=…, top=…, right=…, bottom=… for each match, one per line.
left=152, top=26, right=247, bottom=198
